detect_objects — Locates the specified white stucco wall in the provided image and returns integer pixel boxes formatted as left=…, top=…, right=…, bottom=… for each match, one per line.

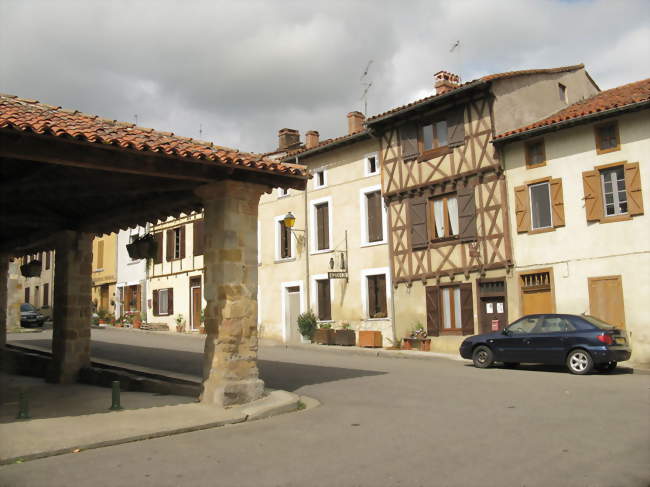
left=115, top=226, right=147, bottom=318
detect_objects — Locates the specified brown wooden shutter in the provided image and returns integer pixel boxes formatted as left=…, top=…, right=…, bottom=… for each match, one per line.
left=376, top=274, right=387, bottom=318
left=316, top=203, right=329, bottom=250
left=514, top=185, right=530, bottom=233
left=447, top=106, right=466, bottom=147
left=367, top=277, right=377, bottom=318
left=550, top=178, right=565, bottom=227
left=193, top=220, right=205, bottom=256
left=458, top=185, right=477, bottom=242
left=43, top=283, right=49, bottom=307
left=625, top=162, right=644, bottom=216
left=45, top=251, right=51, bottom=270
left=400, top=123, right=418, bottom=160
left=426, top=286, right=440, bottom=337
left=154, top=232, right=163, bottom=264
left=460, top=283, right=475, bottom=336
left=135, top=285, right=142, bottom=312
left=152, top=290, right=159, bottom=316
left=367, top=191, right=382, bottom=242
left=167, top=288, right=174, bottom=315
left=166, top=229, right=174, bottom=261
left=280, top=221, right=288, bottom=258
left=582, top=170, right=603, bottom=222
left=410, top=196, right=428, bottom=248
left=317, top=280, right=331, bottom=321
left=180, top=226, right=186, bottom=259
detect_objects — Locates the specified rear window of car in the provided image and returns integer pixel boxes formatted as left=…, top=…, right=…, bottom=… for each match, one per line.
left=20, top=303, right=36, bottom=312
left=579, top=315, right=616, bottom=330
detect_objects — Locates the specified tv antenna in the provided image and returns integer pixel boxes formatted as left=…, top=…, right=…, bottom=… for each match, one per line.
left=360, top=59, right=373, bottom=116
left=134, top=114, right=138, bottom=125
left=449, top=40, right=463, bottom=83
left=199, top=124, right=203, bottom=139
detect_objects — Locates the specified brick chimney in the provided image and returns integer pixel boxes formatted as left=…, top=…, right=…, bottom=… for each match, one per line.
left=347, top=111, right=365, bottom=135
left=305, top=130, right=320, bottom=149
left=434, top=71, right=461, bottom=95
left=278, top=128, right=300, bottom=151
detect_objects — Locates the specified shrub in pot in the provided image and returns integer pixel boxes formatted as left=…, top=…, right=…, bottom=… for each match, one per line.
left=313, top=322, right=335, bottom=345
left=297, top=310, right=317, bottom=341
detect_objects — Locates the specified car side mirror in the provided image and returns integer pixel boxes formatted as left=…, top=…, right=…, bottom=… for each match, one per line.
left=502, top=329, right=509, bottom=336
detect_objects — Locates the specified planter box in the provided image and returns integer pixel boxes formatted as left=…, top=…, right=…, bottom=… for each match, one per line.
left=402, top=337, right=431, bottom=351
left=334, top=329, right=356, bottom=346
left=313, top=328, right=335, bottom=345
left=358, top=330, right=382, bottom=348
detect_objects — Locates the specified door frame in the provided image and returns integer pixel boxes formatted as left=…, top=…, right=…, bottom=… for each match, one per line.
left=189, top=276, right=202, bottom=330
left=477, top=277, right=508, bottom=334
left=588, top=275, right=626, bottom=328
left=281, top=280, right=304, bottom=343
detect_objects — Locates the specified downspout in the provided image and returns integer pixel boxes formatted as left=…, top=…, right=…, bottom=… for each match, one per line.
left=297, top=155, right=310, bottom=312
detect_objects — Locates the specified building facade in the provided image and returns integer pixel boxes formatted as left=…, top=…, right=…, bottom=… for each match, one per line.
left=91, top=233, right=117, bottom=314
left=115, top=225, right=148, bottom=319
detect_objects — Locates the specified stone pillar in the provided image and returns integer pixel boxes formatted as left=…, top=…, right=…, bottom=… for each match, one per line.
left=195, top=180, right=267, bottom=406
left=50, top=231, right=93, bottom=383
left=0, top=255, right=8, bottom=351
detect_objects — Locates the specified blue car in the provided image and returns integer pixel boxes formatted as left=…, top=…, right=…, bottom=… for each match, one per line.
left=459, top=314, right=631, bottom=374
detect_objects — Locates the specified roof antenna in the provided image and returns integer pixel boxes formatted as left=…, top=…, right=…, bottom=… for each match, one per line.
left=360, top=59, right=373, bottom=116
left=134, top=114, right=138, bottom=125
left=199, top=124, right=203, bottom=139
left=450, top=40, right=462, bottom=83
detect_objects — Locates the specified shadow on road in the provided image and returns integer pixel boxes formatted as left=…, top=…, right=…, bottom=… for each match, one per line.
left=8, top=338, right=386, bottom=392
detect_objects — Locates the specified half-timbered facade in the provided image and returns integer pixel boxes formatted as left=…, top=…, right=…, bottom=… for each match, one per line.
left=367, top=65, right=599, bottom=352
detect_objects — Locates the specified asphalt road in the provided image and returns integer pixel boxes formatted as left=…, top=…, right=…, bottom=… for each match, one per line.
left=2, top=329, right=649, bottom=487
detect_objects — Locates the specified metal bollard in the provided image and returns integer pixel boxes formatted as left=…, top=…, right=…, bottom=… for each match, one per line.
left=17, top=389, right=30, bottom=420
left=109, top=381, right=123, bottom=411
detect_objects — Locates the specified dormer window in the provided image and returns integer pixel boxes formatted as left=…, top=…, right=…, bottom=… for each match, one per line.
left=558, top=83, right=568, bottom=103
left=314, top=169, right=327, bottom=189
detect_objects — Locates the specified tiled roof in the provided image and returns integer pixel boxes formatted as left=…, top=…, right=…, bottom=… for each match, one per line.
left=0, top=94, right=307, bottom=177
left=495, top=77, right=650, bottom=140
left=282, top=129, right=369, bottom=160
left=367, top=64, right=585, bottom=123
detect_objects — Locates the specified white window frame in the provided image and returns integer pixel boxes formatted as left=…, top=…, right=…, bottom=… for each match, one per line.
left=158, top=288, right=169, bottom=316
left=313, top=168, right=328, bottom=189
left=359, top=184, right=387, bottom=247
left=277, top=187, right=290, bottom=198
left=360, top=267, right=391, bottom=321
left=364, top=152, right=380, bottom=177
left=529, top=181, right=553, bottom=230
left=311, top=273, right=335, bottom=323
left=310, top=196, right=333, bottom=254
left=281, top=280, right=305, bottom=343
left=274, top=214, right=296, bottom=262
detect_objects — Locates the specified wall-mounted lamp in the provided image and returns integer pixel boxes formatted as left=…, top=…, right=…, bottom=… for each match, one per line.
left=283, top=212, right=304, bottom=233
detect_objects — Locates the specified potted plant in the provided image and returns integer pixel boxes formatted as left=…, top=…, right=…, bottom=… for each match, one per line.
left=175, top=313, right=186, bottom=333
left=402, top=322, right=431, bottom=351
left=297, top=310, right=317, bottom=343
left=334, top=322, right=356, bottom=346
left=358, top=330, right=383, bottom=347
left=132, top=311, right=142, bottom=329
left=313, top=322, right=335, bottom=345
left=385, top=336, right=402, bottom=350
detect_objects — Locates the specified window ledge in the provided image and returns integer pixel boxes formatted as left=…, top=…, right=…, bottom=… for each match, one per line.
left=600, top=214, right=632, bottom=223
left=365, top=171, right=380, bottom=178
left=360, top=240, right=387, bottom=248
left=529, top=226, right=556, bottom=235
left=365, top=317, right=390, bottom=322
left=596, top=146, right=621, bottom=156
left=93, top=268, right=104, bottom=273
left=127, top=260, right=142, bottom=265
left=526, top=161, right=546, bottom=169
left=418, top=146, right=453, bottom=162
left=310, top=248, right=333, bottom=255
left=274, top=257, right=297, bottom=264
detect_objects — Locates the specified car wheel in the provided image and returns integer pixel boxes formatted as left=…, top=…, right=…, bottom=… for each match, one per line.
left=566, top=349, right=593, bottom=375
left=595, top=361, right=617, bottom=373
left=503, top=362, right=519, bottom=368
left=472, top=345, right=494, bottom=369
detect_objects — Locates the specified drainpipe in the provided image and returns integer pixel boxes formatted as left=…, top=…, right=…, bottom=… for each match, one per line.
left=297, top=155, right=310, bottom=312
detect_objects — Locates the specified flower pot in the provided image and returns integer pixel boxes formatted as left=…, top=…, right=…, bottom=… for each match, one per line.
left=20, top=260, right=42, bottom=278
left=358, top=330, right=382, bottom=348
left=334, top=329, right=356, bottom=346
left=313, top=328, right=335, bottom=345
left=402, top=337, right=431, bottom=351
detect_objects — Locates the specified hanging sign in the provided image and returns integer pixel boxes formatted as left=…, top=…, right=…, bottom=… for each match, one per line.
left=491, top=319, right=500, bottom=331
left=328, top=272, right=348, bottom=280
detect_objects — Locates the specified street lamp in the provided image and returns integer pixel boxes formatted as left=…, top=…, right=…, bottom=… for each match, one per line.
left=283, top=211, right=297, bottom=229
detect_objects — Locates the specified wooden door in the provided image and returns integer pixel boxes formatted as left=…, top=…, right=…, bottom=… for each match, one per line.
left=285, top=286, right=301, bottom=343
left=522, top=289, right=553, bottom=315
left=190, top=277, right=202, bottom=330
left=478, top=279, right=507, bottom=334
left=100, top=285, right=109, bottom=311
left=588, top=276, right=625, bottom=328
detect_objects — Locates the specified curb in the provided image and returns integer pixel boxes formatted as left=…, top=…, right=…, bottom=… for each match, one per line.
left=283, top=343, right=465, bottom=362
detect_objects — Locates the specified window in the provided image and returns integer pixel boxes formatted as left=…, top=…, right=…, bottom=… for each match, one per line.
left=96, top=239, right=104, bottom=270
left=24, top=287, right=29, bottom=303
left=525, top=139, right=546, bottom=168
left=193, top=219, right=205, bottom=256
left=399, top=106, right=465, bottom=161
left=594, top=122, right=619, bottom=154
left=421, top=120, right=448, bottom=153
left=425, top=283, right=474, bottom=336
left=361, top=188, right=384, bottom=245
left=165, top=226, right=185, bottom=261
left=582, top=162, right=643, bottom=222
left=365, top=153, right=379, bottom=176
left=429, top=194, right=459, bottom=240
left=314, top=169, right=327, bottom=189
left=129, top=233, right=140, bottom=262
left=278, top=187, right=289, bottom=198
left=514, top=178, right=565, bottom=233
left=45, top=251, right=51, bottom=270
left=367, top=274, right=387, bottom=319
left=316, top=279, right=331, bottom=321
left=310, top=198, right=332, bottom=252
left=153, top=288, right=173, bottom=316
left=43, top=283, right=49, bottom=307
left=441, top=286, right=462, bottom=330
left=173, top=228, right=181, bottom=259
left=529, top=182, right=553, bottom=230
left=558, top=83, right=567, bottom=103
left=277, top=219, right=292, bottom=259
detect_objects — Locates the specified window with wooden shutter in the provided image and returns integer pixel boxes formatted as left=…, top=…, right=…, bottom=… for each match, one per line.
left=550, top=178, right=565, bottom=227
left=514, top=185, right=531, bottom=232
left=96, top=240, right=104, bottom=269
left=315, top=202, right=329, bottom=250
left=43, top=283, right=49, bottom=307
left=428, top=194, right=459, bottom=240
left=426, top=286, right=440, bottom=337
left=45, top=251, right=51, bottom=270
left=279, top=220, right=291, bottom=259
left=179, top=226, right=186, bottom=259
left=317, top=279, right=331, bottom=321
left=193, top=220, right=205, bottom=256
left=152, top=289, right=159, bottom=316
left=366, top=191, right=383, bottom=243
left=624, top=162, right=644, bottom=216
left=154, top=232, right=163, bottom=264
left=458, top=186, right=477, bottom=242
left=400, top=123, right=418, bottom=160
left=582, top=170, right=603, bottom=221
left=410, top=196, right=428, bottom=249
left=166, top=229, right=174, bottom=261
left=167, top=287, right=174, bottom=315
left=460, top=283, right=475, bottom=336
left=594, top=121, right=620, bottom=154
left=447, top=106, right=466, bottom=147
left=24, top=287, right=30, bottom=303
left=529, top=182, right=552, bottom=230
left=367, top=274, right=387, bottom=319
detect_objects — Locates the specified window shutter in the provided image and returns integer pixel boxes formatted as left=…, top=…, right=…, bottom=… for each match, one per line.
left=166, top=229, right=173, bottom=261
left=317, top=204, right=330, bottom=250
left=367, top=277, right=377, bottom=318
left=460, top=283, right=475, bottom=336
left=317, top=280, right=331, bottom=321
left=45, top=251, right=51, bottom=270
left=180, top=226, right=186, bottom=259
left=377, top=274, right=387, bottom=318
left=367, top=191, right=382, bottom=242
left=193, top=220, right=205, bottom=256
left=458, top=185, right=477, bottom=242
left=624, top=162, right=644, bottom=216
left=410, top=196, right=428, bottom=248
left=154, top=232, right=163, bottom=264
left=550, top=178, right=565, bottom=227
left=514, top=185, right=530, bottom=233
left=447, top=106, right=466, bottom=147
left=167, top=288, right=174, bottom=315
left=582, top=170, right=603, bottom=222
left=426, top=286, right=440, bottom=337
left=279, top=221, right=288, bottom=258
left=399, top=123, right=418, bottom=160
left=153, top=290, right=159, bottom=316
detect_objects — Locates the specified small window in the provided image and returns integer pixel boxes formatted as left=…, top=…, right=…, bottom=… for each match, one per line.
left=558, top=83, right=567, bottom=103
left=366, top=155, right=378, bottom=175
left=525, top=139, right=546, bottom=168
left=314, top=169, right=326, bottom=189
left=529, top=182, right=553, bottom=230
left=158, top=288, right=169, bottom=315
left=278, top=219, right=292, bottom=259
left=600, top=166, right=627, bottom=217
left=429, top=194, right=459, bottom=240
left=594, top=122, right=620, bottom=154
left=421, top=120, right=448, bottom=154
left=367, top=274, right=387, bottom=318
left=316, top=279, right=331, bottom=321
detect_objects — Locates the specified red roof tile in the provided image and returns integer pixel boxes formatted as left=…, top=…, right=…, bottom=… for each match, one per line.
left=0, top=94, right=307, bottom=177
left=495, top=78, right=650, bottom=140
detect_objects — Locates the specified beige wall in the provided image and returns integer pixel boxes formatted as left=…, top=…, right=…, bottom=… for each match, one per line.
left=92, top=233, right=117, bottom=314
left=503, top=109, right=650, bottom=364
left=258, top=137, right=395, bottom=345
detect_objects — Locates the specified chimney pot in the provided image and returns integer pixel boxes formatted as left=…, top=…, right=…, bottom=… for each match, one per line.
left=434, top=70, right=461, bottom=95
left=305, top=130, right=320, bottom=149
left=347, top=111, right=365, bottom=135
left=278, top=128, right=300, bottom=151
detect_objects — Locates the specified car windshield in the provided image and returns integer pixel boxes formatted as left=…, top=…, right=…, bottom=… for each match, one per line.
left=581, top=315, right=616, bottom=330
left=506, top=316, right=541, bottom=334
left=20, top=303, right=36, bottom=312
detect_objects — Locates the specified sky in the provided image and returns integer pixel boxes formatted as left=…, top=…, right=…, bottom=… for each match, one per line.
left=1, top=0, right=648, bottom=154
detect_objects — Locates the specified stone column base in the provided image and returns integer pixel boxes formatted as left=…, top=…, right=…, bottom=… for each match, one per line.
left=201, top=378, right=265, bottom=407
